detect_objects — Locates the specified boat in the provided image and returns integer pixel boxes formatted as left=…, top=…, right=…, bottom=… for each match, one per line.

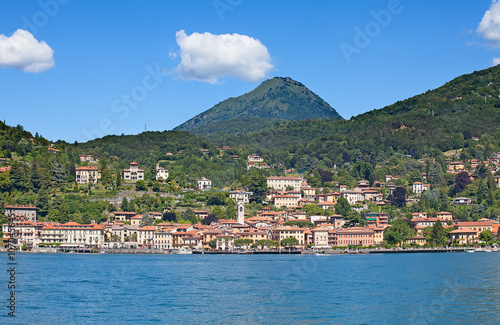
left=315, top=252, right=326, bottom=256
left=175, top=247, right=192, bottom=255
left=466, top=250, right=475, bottom=253
left=484, top=249, right=492, bottom=253
left=99, top=250, right=106, bottom=254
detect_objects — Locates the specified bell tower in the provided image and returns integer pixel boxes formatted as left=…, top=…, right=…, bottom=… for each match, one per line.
left=237, top=194, right=245, bottom=225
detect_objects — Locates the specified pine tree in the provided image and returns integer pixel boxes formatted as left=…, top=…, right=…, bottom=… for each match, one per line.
left=36, top=188, right=50, bottom=218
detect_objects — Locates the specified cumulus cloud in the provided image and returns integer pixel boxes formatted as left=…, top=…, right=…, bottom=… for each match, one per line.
left=477, top=0, right=500, bottom=47
left=174, top=30, right=273, bottom=83
left=0, top=29, right=54, bottom=73
left=493, top=57, right=500, bottom=65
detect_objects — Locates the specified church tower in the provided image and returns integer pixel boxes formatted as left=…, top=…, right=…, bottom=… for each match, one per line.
left=237, top=194, right=245, bottom=225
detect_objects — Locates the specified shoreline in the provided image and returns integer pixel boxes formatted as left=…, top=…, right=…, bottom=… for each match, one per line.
left=2, top=247, right=497, bottom=255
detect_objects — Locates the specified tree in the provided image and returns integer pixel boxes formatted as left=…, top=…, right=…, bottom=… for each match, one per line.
left=208, top=239, right=216, bottom=249
left=429, top=162, right=443, bottom=187
left=0, top=171, right=12, bottom=193
left=387, top=186, right=407, bottom=207
left=450, top=171, right=471, bottom=196
left=248, top=169, right=268, bottom=203
left=283, top=220, right=313, bottom=228
left=163, top=212, right=177, bottom=222
left=351, top=162, right=374, bottom=185
left=430, top=220, right=448, bottom=247
left=139, top=213, right=154, bottom=227
left=10, top=162, right=29, bottom=191
left=116, top=172, right=122, bottom=187
left=30, top=162, right=44, bottom=191
left=51, top=162, right=68, bottom=184
left=384, top=218, right=413, bottom=245
left=281, top=237, right=298, bottom=248
left=121, top=197, right=129, bottom=211
left=96, top=157, right=112, bottom=186
left=301, top=204, right=324, bottom=216
left=135, top=180, right=147, bottom=191
left=475, top=163, right=489, bottom=179
left=181, top=208, right=197, bottom=223
left=201, top=213, right=219, bottom=225
left=36, top=188, right=50, bottom=218
left=479, top=230, right=493, bottom=243
left=206, top=191, right=227, bottom=206
left=335, top=197, right=351, bottom=216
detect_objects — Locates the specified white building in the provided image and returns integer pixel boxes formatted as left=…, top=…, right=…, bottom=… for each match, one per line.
left=341, top=190, right=365, bottom=205
left=412, top=182, right=424, bottom=194
left=229, top=190, right=250, bottom=203
left=196, top=177, right=212, bottom=190
left=267, top=176, right=301, bottom=191
left=76, top=166, right=101, bottom=184
left=122, top=162, right=145, bottom=182
left=156, top=163, right=169, bottom=181
left=137, top=226, right=156, bottom=248
left=40, top=222, right=106, bottom=248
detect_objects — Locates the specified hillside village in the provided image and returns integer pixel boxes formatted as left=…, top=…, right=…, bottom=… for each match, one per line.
left=2, top=66, right=500, bottom=252
left=2, top=146, right=500, bottom=252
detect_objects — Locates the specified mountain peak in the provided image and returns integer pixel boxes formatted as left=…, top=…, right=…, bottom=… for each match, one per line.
left=173, top=77, right=342, bottom=134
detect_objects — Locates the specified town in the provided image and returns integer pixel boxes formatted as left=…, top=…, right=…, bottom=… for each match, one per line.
left=2, top=149, right=499, bottom=254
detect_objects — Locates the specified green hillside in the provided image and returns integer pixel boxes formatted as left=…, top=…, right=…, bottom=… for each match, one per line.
left=174, top=77, right=343, bottom=134
left=223, top=65, right=500, bottom=162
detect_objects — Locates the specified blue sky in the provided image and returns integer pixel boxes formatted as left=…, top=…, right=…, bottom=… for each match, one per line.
left=0, top=0, right=498, bottom=142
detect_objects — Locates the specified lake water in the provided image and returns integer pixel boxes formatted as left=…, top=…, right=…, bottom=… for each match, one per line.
left=1, top=252, right=499, bottom=324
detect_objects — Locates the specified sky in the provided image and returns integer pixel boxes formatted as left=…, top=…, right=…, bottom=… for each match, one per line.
left=0, top=0, right=499, bottom=143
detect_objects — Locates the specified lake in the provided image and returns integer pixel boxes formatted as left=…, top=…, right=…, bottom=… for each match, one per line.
left=1, top=252, right=499, bottom=324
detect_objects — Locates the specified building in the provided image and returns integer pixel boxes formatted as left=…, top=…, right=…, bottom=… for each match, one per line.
left=113, top=211, right=138, bottom=222
left=311, top=227, right=329, bottom=248
left=130, top=215, right=143, bottom=226
left=247, top=153, right=264, bottom=162
left=79, top=155, right=99, bottom=163
left=341, top=190, right=365, bottom=205
left=272, top=226, right=305, bottom=247
left=111, top=224, right=139, bottom=242
left=449, top=228, right=479, bottom=244
left=75, top=166, right=101, bottom=184
left=156, top=164, right=169, bottom=181
left=335, top=227, right=374, bottom=246
left=229, top=190, right=250, bottom=203
left=216, top=231, right=237, bottom=250
left=436, top=211, right=453, bottom=222
left=122, top=162, right=145, bottom=182
left=137, top=226, right=156, bottom=248
left=363, top=212, right=388, bottom=228
left=272, top=195, right=300, bottom=208
left=236, top=195, right=245, bottom=225
left=452, top=197, right=472, bottom=205
left=1, top=221, right=43, bottom=249
left=153, top=232, right=172, bottom=250
left=4, top=205, right=37, bottom=222
left=267, top=176, right=301, bottom=191
left=40, top=222, right=105, bottom=248
left=195, top=177, right=212, bottom=190
left=412, top=182, right=424, bottom=194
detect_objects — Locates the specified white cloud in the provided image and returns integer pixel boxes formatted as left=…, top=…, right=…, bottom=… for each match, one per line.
left=0, top=29, right=54, bottom=73
left=493, top=57, right=500, bottom=65
left=477, top=0, right=500, bottom=47
left=174, top=30, right=273, bottom=83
